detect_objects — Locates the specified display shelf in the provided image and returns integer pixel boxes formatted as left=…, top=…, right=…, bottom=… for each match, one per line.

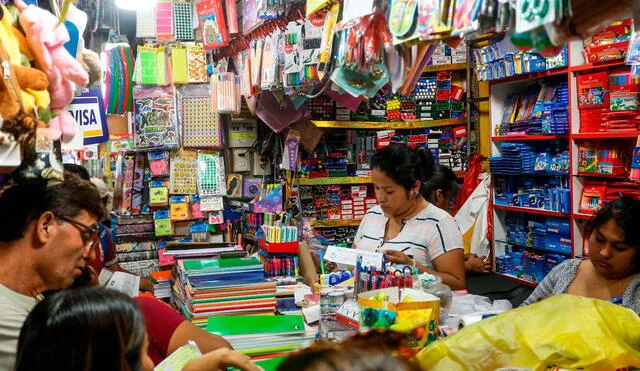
left=495, top=272, right=538, bottom=288
left=298, top=176, right=372, bottom=186
left=573, top=213, right=594, bottom=221
left=423, top=63, right=468, bottom=72
left=492, top=134, right=569, bottom=141
left=575, top=172, right=631, bottom=180
left=488, top=67, right=569, bottom=85
left=310, top=118, right=466, bottom=129
left=493, top=205, right=570, bottom=218
left=572, top=132, right=640, bottom=139
left=308, top=219, right=362, bottom=228
left=569, top=59, right=628, bottom=73
left=495, top=240, right=572, bottom=256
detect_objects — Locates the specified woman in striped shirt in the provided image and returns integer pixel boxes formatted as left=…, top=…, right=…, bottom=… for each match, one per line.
left=353, top=144, right=466, bottom=290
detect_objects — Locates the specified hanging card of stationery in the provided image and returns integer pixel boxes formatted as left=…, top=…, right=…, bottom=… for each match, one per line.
left=211, top=72, right=241, bottom=114
left=177, top=84, right=223, bottom=149
left=225, top=0, right=239, bottom=35
left=261, top=31, right=280, bottom=90
left=243, top=0, right=263, bottom=34
left=284, top=22, right=304, bottom=88
left=250, top=39, right=263, bottom=91
left=389, top=0, right=419, bottom=44
left=302, top=11, right=327, bottom=84
left=136, top=46, right=160, bottom=85
left=197, top=151, right=227, bottom=197
left=169, top=149, right=198, bottom=194
left=173, top=1, right=194, bottom=40
left=417, top=0, right=438, bottom=40
left=171, top=45, right=189, bottom=84
left=133, top=86, right=179, bottom=150
left=187, top=44, right=208, bottom=83
left=155, top=0, right=175, bottom=41
left=136, top=7, right=157, bottom=38
left=196, top=0, right=229, bottom=50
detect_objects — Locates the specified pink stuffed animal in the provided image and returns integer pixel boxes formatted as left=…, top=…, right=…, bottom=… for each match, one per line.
left=14, top=0, right=89, bottom=142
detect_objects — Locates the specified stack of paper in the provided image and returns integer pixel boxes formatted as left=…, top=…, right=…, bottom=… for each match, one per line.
left=172, top=257, right=277, bottom=327
left=150, top=270, right=172, bottom=299
left=206, top=315, right=316, bottom=363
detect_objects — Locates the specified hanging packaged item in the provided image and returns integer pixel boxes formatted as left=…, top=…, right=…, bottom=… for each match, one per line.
left=261, top=30, right=281, bottom=90
left=133, top=86, right=179, bottom=149
left=187, top=44, right=208, bottom=83
left=225, top=0, right=239, bottom=35
left=197, top=151, right=227, bottom=197
left=170, top=149, right=199, bottom=195
left=136, top=7, right=157, bottom=39
left=388, top=0, right=419, bottom=43
left=196, top=0, right=229, bottom=50
left=102, top=43, right=135, bottom=114
left=135, top=45, right=169, bottom=86
left=210, top=72, right=241, bottom=114
left=173, top=0, right=195, bottom=40
left=156, top=0, right=175, bottom=41
left=284, top=21, right=304, bottom=88
left=170, top=45, right=189, bottom=84
left=177, top=84, right=224, bottom=149
left=148, top=151, right=170, bottom=178
left=250, top=39, right=263, bottom=91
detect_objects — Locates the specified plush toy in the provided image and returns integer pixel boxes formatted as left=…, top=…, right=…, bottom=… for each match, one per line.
left=80, top=49, right=102, bottom=88
left=0, top=37, right=48, bottom=123
left=13, top=0, right=89, bottom=141
left=0, top=4, right=50, bottom=115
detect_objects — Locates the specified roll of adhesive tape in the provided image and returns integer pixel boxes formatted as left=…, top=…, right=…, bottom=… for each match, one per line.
left=457, top=314, right=483, bottom=329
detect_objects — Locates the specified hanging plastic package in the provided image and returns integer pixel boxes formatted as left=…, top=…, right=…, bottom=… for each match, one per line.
left=176, top=84, right=223, bottom=149
left=416, top=294, right=640, bottom=371
left=255, top=91, right=305, bottom=133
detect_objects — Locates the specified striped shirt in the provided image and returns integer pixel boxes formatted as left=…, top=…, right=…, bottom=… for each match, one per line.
left=521, top=259, right=640, bottom=314
left=354, top=205, right=463, bottom=270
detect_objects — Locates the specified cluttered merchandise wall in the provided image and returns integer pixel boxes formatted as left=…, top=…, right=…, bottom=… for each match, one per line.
left=1, top=0, right=640, bottom=370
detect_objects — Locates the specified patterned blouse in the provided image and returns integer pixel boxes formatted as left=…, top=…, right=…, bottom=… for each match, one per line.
left=521, top=258, right=640, bottom=315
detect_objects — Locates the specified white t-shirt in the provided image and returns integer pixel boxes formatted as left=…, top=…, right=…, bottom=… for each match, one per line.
left=354, top=204, right=463, bottom=270
left=0, top=284, right=40, bottom=371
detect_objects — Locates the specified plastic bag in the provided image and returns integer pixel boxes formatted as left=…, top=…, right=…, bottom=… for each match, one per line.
left=416, top=294, right=640, bottom=370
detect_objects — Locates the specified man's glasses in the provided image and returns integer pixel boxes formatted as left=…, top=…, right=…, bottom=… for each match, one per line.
left=54, top=213, right=99, bottom=249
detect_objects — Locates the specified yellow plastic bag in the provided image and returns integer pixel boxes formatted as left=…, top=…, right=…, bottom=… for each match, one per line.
left=416, top=295, right=640, bottom=370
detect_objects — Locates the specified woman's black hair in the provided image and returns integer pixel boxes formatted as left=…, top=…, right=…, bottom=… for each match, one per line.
left=421, top=165, right=459, bottom=202
left=16, top=287, right=146, bottom=371
left=587, top=196, right=640, bottom=271
left=371, top=143, right=436, bottom=194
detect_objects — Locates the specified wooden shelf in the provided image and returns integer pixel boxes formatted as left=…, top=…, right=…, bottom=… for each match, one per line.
left=493, top=204, right=570, bottom=218
left=573, top=213, right=594, bottom=221
left=423, top=63, right=468, bottom=72
left=495, top=272, right=538, bottom=288
left=572, top=132, right=640, bottom=140
left=492, top=134, right=569, bottom=141
left=298, top=176, right=372, bottom=186
left=570, top=59, right=628, bottom=73
left=309, top=219, right=363, bottom=228
left=310, top=118, right=467, bottom=129
left=488, top=67, right=568, bottom=85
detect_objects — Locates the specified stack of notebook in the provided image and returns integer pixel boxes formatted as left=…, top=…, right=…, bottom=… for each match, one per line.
left=207, top=315, right=316, bottom=369
left=172, top=257, right=277, bottom=327
left=150, top=270, right=172, bottom=299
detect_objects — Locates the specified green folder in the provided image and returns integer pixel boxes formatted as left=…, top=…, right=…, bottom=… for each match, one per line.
left=183, top=257, right=262, bottom=272
left=228, top=356, right=287, bottom=371
left=206, top=315, right=305, bottom=337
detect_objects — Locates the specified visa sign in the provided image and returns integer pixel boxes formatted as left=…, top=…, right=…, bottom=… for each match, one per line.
left=67, top=88, right=109, bottom=145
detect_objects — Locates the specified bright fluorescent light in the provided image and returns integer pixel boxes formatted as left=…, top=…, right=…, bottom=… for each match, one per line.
left=115, top=0, right=156, bottom=11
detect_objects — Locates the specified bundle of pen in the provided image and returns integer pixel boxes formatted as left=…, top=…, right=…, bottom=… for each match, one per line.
left=263, top=256, right=298, bottom=278
left=355, top=256, right=417, bottom=294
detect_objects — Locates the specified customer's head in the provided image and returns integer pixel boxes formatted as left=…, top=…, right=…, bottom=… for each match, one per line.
left=587, top=196, right=640, bottom=279
left=64, top=163, right=91, bottom=180
left=16, top=287, right=154, bottom=371
left=371, top=144, right=435, bottom=216
left=0, top=176, right=104, bottom=290
left=64, top=163, right=113, bottom=220
left=422, top=165, right=459, bottom=211
left=277, top=330, right=421, bottom=371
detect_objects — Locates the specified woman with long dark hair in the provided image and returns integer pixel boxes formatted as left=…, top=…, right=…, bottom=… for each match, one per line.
left=15, top=287, right=261, bottom=371
left=521, top=196, right=640, bottom=314
left=353, top=143, right=466, bottom=290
